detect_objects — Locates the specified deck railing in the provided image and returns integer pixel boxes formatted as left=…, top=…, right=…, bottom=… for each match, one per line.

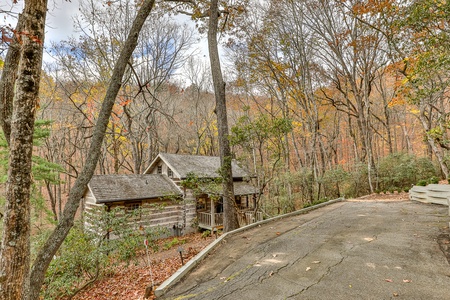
left=238, top=211, right=263, bottom=226
left=198, top=212, right=224, bottom=229
left=198, top=210, right=262, bottom=229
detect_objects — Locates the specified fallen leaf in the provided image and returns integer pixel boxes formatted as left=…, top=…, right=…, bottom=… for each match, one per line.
left=306, top=267, right=312, bottom=271
left=269, top=271, right=274, bottom=276
left=272, top=254, right=277, bottom=258
left=393, top=292, right=399, bottom=297
left=276, top=232, right=281, bottom=235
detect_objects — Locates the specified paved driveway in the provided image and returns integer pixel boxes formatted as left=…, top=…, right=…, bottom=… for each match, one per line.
left=159, top=200, right=450, bottom=300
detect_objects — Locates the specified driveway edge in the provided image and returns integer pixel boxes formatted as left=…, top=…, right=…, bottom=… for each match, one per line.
left=154, top=197, right=345, bottom=298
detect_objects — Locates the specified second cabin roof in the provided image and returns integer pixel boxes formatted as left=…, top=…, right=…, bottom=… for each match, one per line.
left=145, top=153, right=250, bottom=179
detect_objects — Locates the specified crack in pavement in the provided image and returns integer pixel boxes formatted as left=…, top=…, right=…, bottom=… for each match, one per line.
left=282, top=234, right=376, bottom=299
left=285, top=255, right=346, bottom=299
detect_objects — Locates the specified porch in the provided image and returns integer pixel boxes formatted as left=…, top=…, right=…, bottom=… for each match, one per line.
left=197, top=210, right=263, bottom=230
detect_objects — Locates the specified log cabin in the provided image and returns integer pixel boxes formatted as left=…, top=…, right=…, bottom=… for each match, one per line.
left=82, top=174, right=195, bottom=237
left=82, top=153, right=261, bottom=237
left=144, top=153, right=262, bottom=230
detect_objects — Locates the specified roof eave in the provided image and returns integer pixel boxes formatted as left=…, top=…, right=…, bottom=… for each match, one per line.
left=98, top=193, right=183, bottom=204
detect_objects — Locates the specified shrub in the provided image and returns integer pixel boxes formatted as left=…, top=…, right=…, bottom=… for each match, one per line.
left=303, top=197, right=329, bottom=208
left=345, top=163, right=371, bottom=198
left=42, top=208, right=167, bottom=299
left=163, top=237, right=186, bottom=250
left=417, top=179, right=428, bottom=186
left=201, top=230, right=211, bottom=239
left=377, top=153, right=438, bottom=192
left=321, top=166, right=350, bottom=198
left=429, top=176, right=439, bottom=184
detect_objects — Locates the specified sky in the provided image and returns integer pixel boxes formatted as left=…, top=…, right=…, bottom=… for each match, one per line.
left=2, top=0, right=210, bottom=61
left=2, top=0, right=80, bottom=61
left=2, top=0, right=79, bottom=41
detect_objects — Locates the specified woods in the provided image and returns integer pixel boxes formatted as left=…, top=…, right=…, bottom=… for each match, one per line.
left=1, top=0, right=449, bottom=298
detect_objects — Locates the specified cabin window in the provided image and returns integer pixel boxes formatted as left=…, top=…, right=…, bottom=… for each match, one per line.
left=167, top=168, right=173, bottom=177
left=157, top=165, right=162, bottom=174
left=235, top=196, right=242, bottom=208
left=125, top=202, right=141, bottom=219
left=196, top=196, right=206, bottom=211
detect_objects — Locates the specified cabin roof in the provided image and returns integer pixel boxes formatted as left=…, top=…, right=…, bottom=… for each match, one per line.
left=144, top=153, right=250, bottom=179
left=87, top=174, right=182, bottom=203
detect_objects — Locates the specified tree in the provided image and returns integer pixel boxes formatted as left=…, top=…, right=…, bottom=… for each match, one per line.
left=163, top=0, right=248, bottom=231
left=207, top=0, right=239, bottom=231
left=354, top=0, right=450, bottom=179
left=0, top=0, right=158, bottom=299
left=49, top=0, right=195, bottom=174
left=0, top=0, right=48, bottom=298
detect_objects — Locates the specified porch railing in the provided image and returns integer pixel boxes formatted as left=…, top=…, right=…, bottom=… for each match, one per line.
left=238, top=211, right=263, bottom=226
left=198, top=211, right=262, bottom=229
left=198, top=212, right=223, bottom=229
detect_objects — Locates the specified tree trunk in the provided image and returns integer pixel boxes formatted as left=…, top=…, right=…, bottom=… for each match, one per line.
left=45, top=181, right=58, bottom=222
left=27, top=1, right=156, bottom=299
left=0, top=14, right=24, bottom=145
left=208, top=0, right=239, bottom=232
left=419, top=104, right=449, bottom=179
left=0, top=1, right=48, bottom=299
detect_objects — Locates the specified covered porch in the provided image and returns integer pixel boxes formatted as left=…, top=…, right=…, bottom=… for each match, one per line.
left=196, top=182, right=261, bottom=230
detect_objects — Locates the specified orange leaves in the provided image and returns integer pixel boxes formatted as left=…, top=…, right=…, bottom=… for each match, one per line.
left=1, top=27, right=44, bottom=45
left=388, top=96, right=406, bottom=108
left=73, top=233, right=212, bottom=300
left=118, top=98, right=132, bottom=107
left=352, top=0, right=393, bottom=15
left=1, top=28, right=13, bottom=44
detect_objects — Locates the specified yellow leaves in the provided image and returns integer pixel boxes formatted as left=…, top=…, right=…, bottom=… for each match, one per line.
left=291, top=121, right=304, bottom=135
left=410, top=108, right=420, bottom=115
left=388, top=96, right=406, bottom=107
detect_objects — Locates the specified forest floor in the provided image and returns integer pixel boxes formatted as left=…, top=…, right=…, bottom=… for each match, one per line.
left=75, top=192, right=411, bottom=300
left=73, top=233, right=216, bottom=300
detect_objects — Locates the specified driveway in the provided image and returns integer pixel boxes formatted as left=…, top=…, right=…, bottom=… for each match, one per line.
left=158, top=199, right=450, bottom=300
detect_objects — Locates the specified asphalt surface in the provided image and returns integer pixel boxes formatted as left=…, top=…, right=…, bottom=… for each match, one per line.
left=159, top=199, right=450, bottom=300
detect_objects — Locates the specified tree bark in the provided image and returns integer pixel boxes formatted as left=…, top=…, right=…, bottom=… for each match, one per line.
left=27, top=1, right=156, bottom=299
left=208, top=0, right=239, bottom=232
left=0, top=0, right=48, bottom=299
left=0, top=14, right=24, bottom=145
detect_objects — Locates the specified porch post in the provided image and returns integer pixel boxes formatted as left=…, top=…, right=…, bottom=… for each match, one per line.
left=210, top=198, right=215, bottom=229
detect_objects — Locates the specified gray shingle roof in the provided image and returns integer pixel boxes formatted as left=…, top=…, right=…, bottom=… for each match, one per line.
left=88, top=174, right=182, bottom=203
left=233, top=181, right=260, bottom=196
left=146, top=153, right=250, bottom=179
